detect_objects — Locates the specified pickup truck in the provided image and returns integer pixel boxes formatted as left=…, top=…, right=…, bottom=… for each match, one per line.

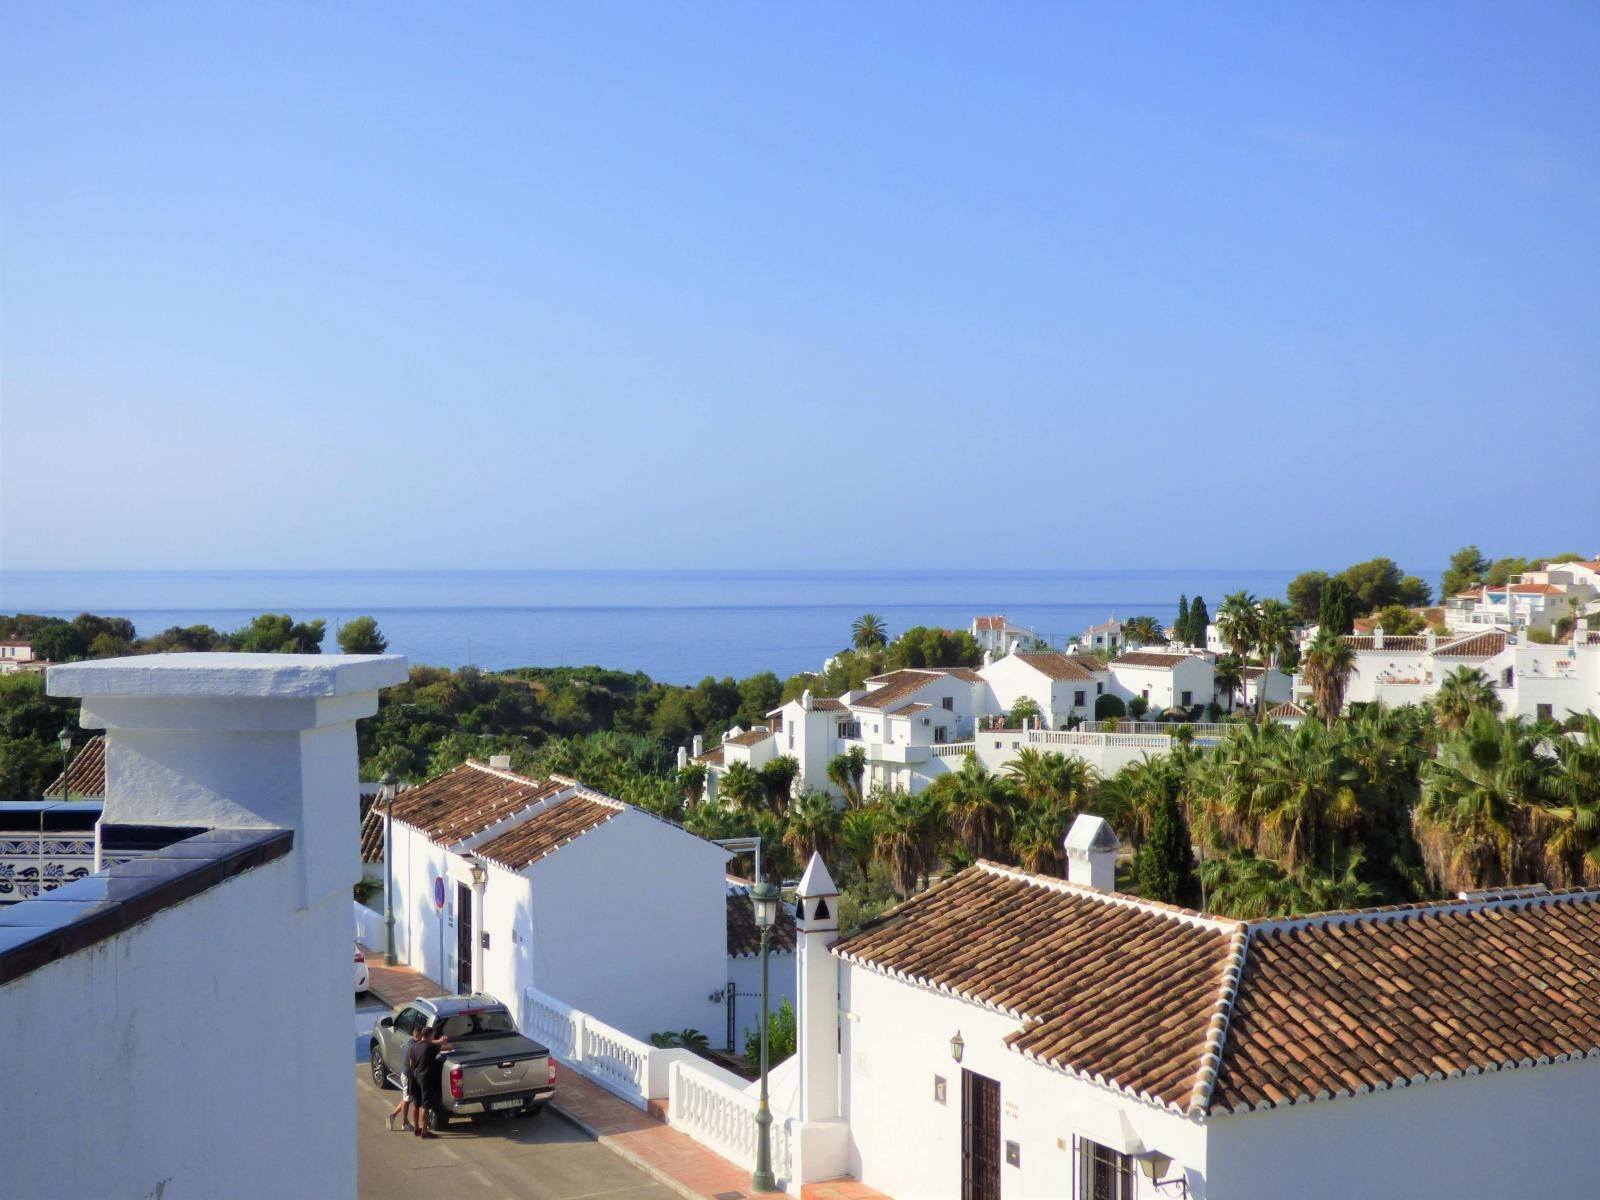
left=369, top=993, right=556, bottom=1126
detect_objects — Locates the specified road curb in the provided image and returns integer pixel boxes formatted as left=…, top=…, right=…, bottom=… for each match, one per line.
left=548, top=1103, right=708, bottom=1200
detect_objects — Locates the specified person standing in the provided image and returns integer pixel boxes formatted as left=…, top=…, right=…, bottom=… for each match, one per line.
left=404, top=1024, right=435, bottom=1138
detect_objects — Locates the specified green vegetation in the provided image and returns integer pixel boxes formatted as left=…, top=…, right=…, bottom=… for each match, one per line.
left=1287, top=558, right=1430, bottom=623
left=745, top=997, right=797, bottom=1066
left=337, top=616, right=389, bottom=654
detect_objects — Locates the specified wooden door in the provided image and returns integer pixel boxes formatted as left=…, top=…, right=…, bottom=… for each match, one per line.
left=456, top=881, right=473, bottom=993
left=961, top=1069, right=1001, bottom=1200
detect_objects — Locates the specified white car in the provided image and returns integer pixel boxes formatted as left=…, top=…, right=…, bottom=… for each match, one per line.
left=355, top=944, right=369, bottom=995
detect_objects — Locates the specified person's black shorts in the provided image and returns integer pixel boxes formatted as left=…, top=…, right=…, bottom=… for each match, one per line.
left=421, top=1082, right=440, bottom=1109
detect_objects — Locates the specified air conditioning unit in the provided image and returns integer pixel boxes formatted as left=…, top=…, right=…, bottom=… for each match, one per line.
left=922, top=717, right=931, bottom=725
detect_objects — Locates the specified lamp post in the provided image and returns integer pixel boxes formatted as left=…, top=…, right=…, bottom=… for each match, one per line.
left=750, top=877, right=780, bottom=1193
left=57, top=727, right=72, bottom=802
left=380, top=772, right=399, bottom=966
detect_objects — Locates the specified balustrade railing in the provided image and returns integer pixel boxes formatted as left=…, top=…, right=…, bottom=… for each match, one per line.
left=521, top=984, right=650, bottom=1108
left=932, top=741, right=975, bottom=756
left=669, top=1059, right=793, bottom=1182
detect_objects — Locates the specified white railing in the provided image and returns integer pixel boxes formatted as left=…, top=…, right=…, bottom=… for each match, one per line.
left=353, top=901, right=388, bottom=953
left=521, top=984, right=651, bottom=1108
left=1077, top=719, right=1234, bottom=737
left=932, top=741, right=975, bottom=756
left=669, top=1058, right=793, bottom=1183
left=1024, top=729, right=1172, bottom=750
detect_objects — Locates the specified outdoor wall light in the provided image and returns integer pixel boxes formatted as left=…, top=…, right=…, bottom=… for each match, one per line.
left=950, top=1031, right=965, bottom=1063
left=751, top=879, right=780, bottom=930
left=1136, top=1150, right=1186, bottom=1195
left=468, top=858, right=486, bottom=888
left=57, top=727, right=72, bottom=755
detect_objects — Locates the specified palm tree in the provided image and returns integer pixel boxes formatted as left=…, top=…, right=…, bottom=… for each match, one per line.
left=933, top=754, right=1017, bottom=860
left=827, top=747, right=867, bottom=808
left=874, top=787, right=946, bottom=897
left=1539, top=712, right=1600, bottom=887
left=1301, top=629, right=1356, bottom=726
left=1216, top=591, right=1261, bottom=665
left=718, top=761, right=765, bottom=813
left=1416, top=711, right=1555, bottom=892
left=1434, top=666, right=1501, bottom=733
left=784, top=789, right=841, bottom=863
left=838, top=807, right=880, bottom=881
left=1011, top=799, right=1070, bottom=875
left=1121, top=616, right=1167, bottom=648
left=1004, top=748, right=1096, bottom=814
left=1255, top=599, right=1295, bottom=670
left=1200, top=849, right=1379, bottom=919
left=757, top=755, right=801, bottom=816
left=851, top=614, right=889, bottom=651
left=1213, top=655, right=1245, bottom=713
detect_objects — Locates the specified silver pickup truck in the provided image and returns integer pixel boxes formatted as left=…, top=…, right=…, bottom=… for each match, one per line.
left=369, top=993, right=555, bottom=1126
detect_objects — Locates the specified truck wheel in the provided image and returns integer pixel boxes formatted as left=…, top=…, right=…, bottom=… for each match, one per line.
left=369, top=1044, right=390, bottom=1089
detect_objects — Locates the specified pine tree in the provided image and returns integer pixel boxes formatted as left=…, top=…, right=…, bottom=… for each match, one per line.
left=1187, top=596, right=1209, bottom=647
left=1136, top=786, right=1197, bottom=906
left=1175, top=595, right=1190, bottom=645
left=1318, top=579, right=1354, bottom=636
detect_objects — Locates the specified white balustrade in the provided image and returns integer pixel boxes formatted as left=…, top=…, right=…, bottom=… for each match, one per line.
left=521, top=984, right=653, bottom=1108
left=669, top=1059, right=793, bottom=1183
left=932, top=741, right=975, bottom=756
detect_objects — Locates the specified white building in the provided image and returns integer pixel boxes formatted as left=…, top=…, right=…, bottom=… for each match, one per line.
left=1308, top=627, right=1600, bottom=721
left=1108, top=651, right=1215, bottom=715
left=2, top=652, right=408, bottom=1200
left=972, top=615, right=1036, bottom=658
left=1080, top=618, right=1123, bottom=653
left=979, top=650, right=1108, bottom=728
left=374, top=758, right=736, bottom=1044
left=1238, top=665, right=1292, bottom=710
left=0, top=640, right=44, bottom=674
left=789, top=819, right=1600, bottom=1200
left=1444, top=559, right=1600, bottom=635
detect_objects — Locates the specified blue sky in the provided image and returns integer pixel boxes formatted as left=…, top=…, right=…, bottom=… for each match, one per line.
left=3, top=3, right=1597, bottom=574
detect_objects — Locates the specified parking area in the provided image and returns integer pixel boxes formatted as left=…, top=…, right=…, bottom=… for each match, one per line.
left=354, top=1002, right=678, bottom=1200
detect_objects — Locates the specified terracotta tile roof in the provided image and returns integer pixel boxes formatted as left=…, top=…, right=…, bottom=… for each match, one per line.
left=1454, top=587, right=1485, bottom=599
left=694, top=745, right=726, bottom=766
left=1211, top=889, right=1600, bottom=1113
left=851, top=666, right=983, bottom=710
left=974, top=616, right=1006, bottom=631
left=1436, top=630, right=1509, bottom=658
left=1239, top=666, right=1271, bottom=680
left=1111, top=652, right=1197, bottom=670
left=1508, top=583, right=1565, bottom=594
left=1083, top=619, right=1121, bottom=634
left=47, top=735, right=106, bottom=798
left=387, top=761, right=564, bottom=845
left=724, top=728, right=774, bottom=748
left=1342, top=635, right=1429, bottom=652
left=1266, top=700, right=1307, bottom=719
left=359, top=798, right=386, bottom=863
left=839, top=862, right=1600, bottom=1119
left=766, top=697, right=846, bottom=717
left=474, top=794, right=622, bottom=870
left=1011, top=652, right=1104, bottom=681
left=891, top=702, right=932, bottom=715
left=835, top=862, right=1241, bottom=1114
left=725, top=885, right=798, bottom=957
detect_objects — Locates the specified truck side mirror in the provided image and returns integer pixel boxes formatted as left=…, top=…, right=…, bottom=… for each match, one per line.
left=379, top=1016, right=393, bottom=1028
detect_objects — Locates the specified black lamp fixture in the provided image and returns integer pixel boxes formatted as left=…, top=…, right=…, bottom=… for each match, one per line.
left=751, top=879, right=780, bottom=930
left=949, top=1030, right=965, bottom=1063
left=1136, top=1150, right=1186, bottom=1195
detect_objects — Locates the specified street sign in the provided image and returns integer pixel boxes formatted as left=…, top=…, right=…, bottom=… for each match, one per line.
left=432, top=875, right=446, bottom=909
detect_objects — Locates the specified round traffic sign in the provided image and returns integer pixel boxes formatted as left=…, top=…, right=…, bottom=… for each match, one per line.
left=432, top=875, right=446, bottom=909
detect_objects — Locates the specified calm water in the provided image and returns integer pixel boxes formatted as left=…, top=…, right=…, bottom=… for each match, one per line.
left=0, top=569, right=1303, bottom=684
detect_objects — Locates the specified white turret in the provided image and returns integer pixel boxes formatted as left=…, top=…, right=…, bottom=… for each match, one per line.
left=795, top=852, right=839, bottom=1121
left=1065, top=813, right=1120, bottom=891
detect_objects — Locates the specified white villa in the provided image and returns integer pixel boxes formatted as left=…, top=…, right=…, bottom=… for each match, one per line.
left=1080, top=618, right=1123, bottom=653
left=1299, top=626, right=1600, bottom=722
left=972, top=615, right=1037, bottom=658
left=0, top=640, right=44, bottom=675
left=365, top=757, right=793, bottom=1047
left=1106, top=651, right=1214, bottom=715
left=1444, top=558, right=1600, bottom=635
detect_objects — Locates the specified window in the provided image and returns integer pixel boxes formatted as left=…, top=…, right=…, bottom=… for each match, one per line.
left=837, top=720, right=861, bottom=740
left=942, top=696, right=955, bottom=711
left=438, top=1009, right=517, bottom=1040
left=1096, top=682, right=1104, bottom=695
left=1077, top=1140, right=1134, bottom=1200
left=1074, top=690, right=1086, bottom=707
left=934, top=726, right=948, bottom=743
left=1181, top=690, right=1192, bottom=706
left=394, top=1006, right=423, bottom=1035
left=1537, top=703, right=1553, bottom=720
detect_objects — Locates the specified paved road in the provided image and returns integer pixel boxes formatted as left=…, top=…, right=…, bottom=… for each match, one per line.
left=354, top=1015, right=677, bottom=1200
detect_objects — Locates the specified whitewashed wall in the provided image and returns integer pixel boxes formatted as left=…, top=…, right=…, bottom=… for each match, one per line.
left=1206, top=1056, right=1600, bottom=1200
left=1, top=852, right=354, bottom=1200
left=727, top=949, right=797, bottom=1050
left=840, top=965, right=1210, bottom=1199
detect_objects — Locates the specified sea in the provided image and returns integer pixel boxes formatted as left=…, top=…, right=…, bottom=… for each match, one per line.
left=0, top=569, right=1306, bottom=685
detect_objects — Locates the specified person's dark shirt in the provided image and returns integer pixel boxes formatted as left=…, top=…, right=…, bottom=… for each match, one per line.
left=406, top=1037, right=439, bottom=1083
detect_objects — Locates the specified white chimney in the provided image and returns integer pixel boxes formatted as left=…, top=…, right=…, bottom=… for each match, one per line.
left=488, top=753, right=512, bottom=771
left=802, top=688, right=813, bottom=712
left=676, top=745, right=688, bottom=770
left=1065, top=814, right=1120, bottom=891
left=1425, top=626, right=1437, bottom=653
left=691, top=734, right=704, bottom=758
left=1373, top=625, right=1384, bottom=650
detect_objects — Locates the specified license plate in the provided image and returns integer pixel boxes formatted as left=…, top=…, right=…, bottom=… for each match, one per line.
left=491, top=1099, right=523, bottom=1111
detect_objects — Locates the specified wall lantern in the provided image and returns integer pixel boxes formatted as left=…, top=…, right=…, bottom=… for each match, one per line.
left=751, top=880, right=780, bottom=930
left=468, top=858, right=486, bottom=889
left=1136, top=1150, right=1186, bottom=1195
left=950, top=1030, right=965, bottom=1063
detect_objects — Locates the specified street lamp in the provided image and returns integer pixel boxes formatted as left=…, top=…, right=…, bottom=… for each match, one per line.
left=380, top=772, right=399, bottom=966
left=750, top=877, right=780, bottom=1194
left=57, top=728, right=72, bottom=801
